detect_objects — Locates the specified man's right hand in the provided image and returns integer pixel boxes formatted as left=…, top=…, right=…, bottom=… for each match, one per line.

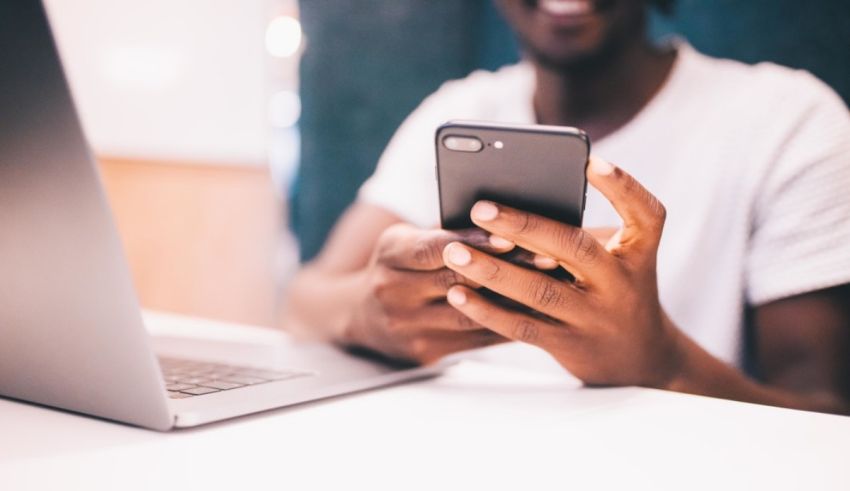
left=339, top=223, right=514, bottom=364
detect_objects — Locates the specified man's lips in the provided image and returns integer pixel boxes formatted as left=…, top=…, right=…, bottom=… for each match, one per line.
left=532, top=0, right=600, bottom=30
left=537, top=0, right=594, bottom=17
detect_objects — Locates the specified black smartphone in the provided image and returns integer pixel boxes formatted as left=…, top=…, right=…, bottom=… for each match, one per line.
left=436, top=120, right=590, bottom=231
left=436, top=120, right=590, bottom=286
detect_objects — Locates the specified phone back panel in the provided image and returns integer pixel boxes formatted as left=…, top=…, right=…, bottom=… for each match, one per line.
left=436, top=121, right=589, bottom=230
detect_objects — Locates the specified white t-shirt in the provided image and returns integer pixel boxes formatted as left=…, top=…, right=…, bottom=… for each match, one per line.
left=358, top=42, right=850, bottom=372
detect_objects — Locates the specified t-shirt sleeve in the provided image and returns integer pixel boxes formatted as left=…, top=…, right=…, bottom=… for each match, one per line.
left=356, top=90, right=449, bottom=228
left=746, top=79, right=850, bottom=305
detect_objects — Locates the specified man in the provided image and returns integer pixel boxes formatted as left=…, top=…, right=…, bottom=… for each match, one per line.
left=285, top=0, right=850, bottom=414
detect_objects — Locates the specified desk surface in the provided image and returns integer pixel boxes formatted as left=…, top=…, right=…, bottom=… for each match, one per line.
left=3, top=313, right=849, bottom=491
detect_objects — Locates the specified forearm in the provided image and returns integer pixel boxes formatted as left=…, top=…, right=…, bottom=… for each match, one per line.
left=282, top=266, right=367, bottom=342
left=665, top=333, right=850, bottom=416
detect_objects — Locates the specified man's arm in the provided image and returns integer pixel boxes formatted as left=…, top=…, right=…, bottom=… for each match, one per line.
left=666, top=286, right=850, bottom=415
left=756, top=285, right=850, bottom=408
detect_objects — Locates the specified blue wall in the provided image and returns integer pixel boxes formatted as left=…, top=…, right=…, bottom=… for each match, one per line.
left=293, top=0, right=849, bottom=261
left=650, top=0, right=850, bottom=105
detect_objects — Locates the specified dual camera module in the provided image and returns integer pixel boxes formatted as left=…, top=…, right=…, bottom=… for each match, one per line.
left=443, top=136, right=503, bottom=153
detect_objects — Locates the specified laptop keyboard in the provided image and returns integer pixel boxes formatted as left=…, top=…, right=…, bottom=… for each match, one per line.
left=159, top=357, right=314, bottom=399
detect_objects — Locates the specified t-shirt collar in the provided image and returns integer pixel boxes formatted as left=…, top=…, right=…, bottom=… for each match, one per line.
left=502, top=37, right=693, bottom=145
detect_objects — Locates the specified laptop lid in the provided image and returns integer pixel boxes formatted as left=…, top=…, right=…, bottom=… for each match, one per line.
left=0, top=0, right=172, bottom=430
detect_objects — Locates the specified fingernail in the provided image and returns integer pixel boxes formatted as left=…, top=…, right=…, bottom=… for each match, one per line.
left=488, top=234, right=514, bottom=250
left=589, top=156, right=615, bottom=176
left=534, top=255, right=558, bottom=270
left=446, top=243, right=472, bottom=266
left=471, top=201, right=499, bottom=221
left=447, top=287, right=467, bottom=306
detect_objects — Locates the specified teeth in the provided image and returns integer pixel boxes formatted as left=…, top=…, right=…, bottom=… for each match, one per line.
left=539, top=0, right=591, bottom=15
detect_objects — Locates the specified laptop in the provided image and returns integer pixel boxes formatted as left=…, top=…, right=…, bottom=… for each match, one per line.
left=0, top=0, right=443, bottom=430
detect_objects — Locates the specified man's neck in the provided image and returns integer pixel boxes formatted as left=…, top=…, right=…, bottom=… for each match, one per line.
left=533, top=39, right=676, bottom=142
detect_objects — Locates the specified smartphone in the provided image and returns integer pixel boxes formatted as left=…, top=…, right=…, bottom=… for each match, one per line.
left=435, top=120, right=590, bottom=231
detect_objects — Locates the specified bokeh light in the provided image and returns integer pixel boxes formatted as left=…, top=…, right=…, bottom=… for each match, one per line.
left=265, top=16, right=302, bottom=58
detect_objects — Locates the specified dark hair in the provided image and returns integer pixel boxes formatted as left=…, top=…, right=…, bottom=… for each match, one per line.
left=652, top=0, right=676, bottom=14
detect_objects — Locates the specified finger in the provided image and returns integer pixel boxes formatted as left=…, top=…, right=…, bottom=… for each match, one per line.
left=496, top=247, right=541, bottom=269
left=378, top=226, right=514, bottom=271
left=377, top=226, right=462, bottom=271
left=406, top=269, right=482, bottom=299
left=469, top=201, right=614, bottom=282
left=371, top=267, right=473, bottom=309
left=411, top=303, right=486, bottom=331
left=494, top=246, right=558, bottom=271
left=431, top=329, right=509, bottom=356
left=488, top=234, right=516, bottom=252
left=586, top=156, right=666, bottom=252
left=458, top=228, right=516, bottom=254
left=534, top=254, right=559, bottom=270
left=443, top=242, right=588, bottom=324
left=494, top=248, right=559, bottom=272
left=446, top=285, right=566, bottom=348
left=410, top=329, right=508, bottom=365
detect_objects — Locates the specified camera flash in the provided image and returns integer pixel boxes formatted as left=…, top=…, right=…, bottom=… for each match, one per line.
left=494, top=141, right=504, bottom=149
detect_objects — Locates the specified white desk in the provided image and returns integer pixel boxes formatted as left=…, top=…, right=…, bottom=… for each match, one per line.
left=2, top=313, right=849, bottom=490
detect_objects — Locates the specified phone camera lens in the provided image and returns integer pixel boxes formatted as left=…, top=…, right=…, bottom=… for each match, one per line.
left=443, top=135, right=483, bottom=153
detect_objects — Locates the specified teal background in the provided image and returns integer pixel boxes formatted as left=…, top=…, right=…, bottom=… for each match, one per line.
left=293, top=0, right=850, bottom=261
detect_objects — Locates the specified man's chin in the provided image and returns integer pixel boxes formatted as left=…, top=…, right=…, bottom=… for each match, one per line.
left=522, top=42, right=610, bottom=73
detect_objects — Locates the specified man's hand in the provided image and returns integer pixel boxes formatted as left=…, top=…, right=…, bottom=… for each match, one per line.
left=340, top=224, right=514, bottom=364
left=442, top=156, right=685, bottom=387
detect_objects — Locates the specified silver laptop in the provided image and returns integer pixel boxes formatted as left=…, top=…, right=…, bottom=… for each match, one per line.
left=0, top=0, right=443, bottom=430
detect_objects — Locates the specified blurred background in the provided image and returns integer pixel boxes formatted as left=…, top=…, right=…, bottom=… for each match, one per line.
left=45, top=0, right=302, bottom=327
left=44, top=0, right=850, bottom=328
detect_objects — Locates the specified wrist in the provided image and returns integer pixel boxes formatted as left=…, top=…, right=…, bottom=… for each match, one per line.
left=652, top=314, right=692, bottom=391
left=334, top=270, right=372, bottom=345
left=657, top=321, right=712, bottom=394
